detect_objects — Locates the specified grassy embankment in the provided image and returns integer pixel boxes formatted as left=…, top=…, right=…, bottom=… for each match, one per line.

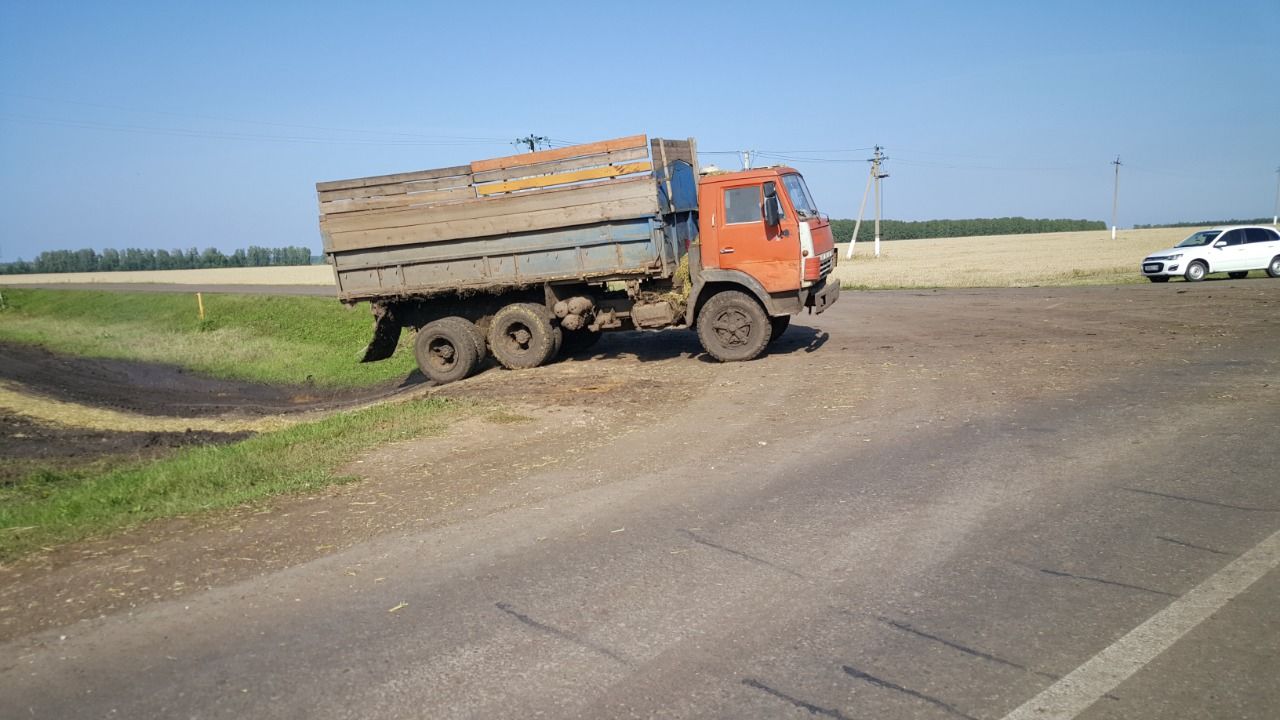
left=0, top=399, right=458, bottom=560
left=831, top=226, right=1198, bottom=289
left=0, top=287, right=415, bottom=386
left=0, top=288, right=461, bottom=560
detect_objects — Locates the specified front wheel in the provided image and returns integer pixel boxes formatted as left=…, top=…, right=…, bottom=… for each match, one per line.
left=1228, top=271, right=1248, bottom=280
left=1268, top=256, right=1280, bottom=278
left=414, top=319, right=479, bottom=385
left=1184, top=261, right=1207, bottom=282
left=696, top=290, right=772, bottom=362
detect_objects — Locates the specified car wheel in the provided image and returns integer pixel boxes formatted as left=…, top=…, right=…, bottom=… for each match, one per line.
left=1184, top=261, right=1207, bottom=282
left=1228, top=271, right=1248, bottom=280
left=1148, top=276, right=1170, bottom=283
left=1268, top=256, right=1280, bottom=278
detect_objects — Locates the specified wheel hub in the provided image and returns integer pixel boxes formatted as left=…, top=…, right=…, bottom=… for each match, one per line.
left=712, top=310, right=751, bottom=346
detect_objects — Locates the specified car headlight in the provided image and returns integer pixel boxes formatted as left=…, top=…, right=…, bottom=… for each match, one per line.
left=1166, top=253, right=1182, bottom=260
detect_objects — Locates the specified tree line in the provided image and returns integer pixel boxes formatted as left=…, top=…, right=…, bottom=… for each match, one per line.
left=0, top=246, right=315, bottom=275
left=1133, top=217, right=1273, bottom=229
left=829, top=217, right=1105, bottom=242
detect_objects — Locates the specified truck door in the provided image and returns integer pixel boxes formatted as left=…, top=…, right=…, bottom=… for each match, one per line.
left=712, top=181, right=800, bottom=293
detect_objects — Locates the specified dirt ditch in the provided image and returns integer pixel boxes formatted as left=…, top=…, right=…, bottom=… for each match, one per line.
left=0, top=341, right=424, bottom=418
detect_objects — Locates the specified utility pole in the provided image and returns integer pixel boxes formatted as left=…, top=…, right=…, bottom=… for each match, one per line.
left=513, top=134, right=549, bottom=153
left=740, top=150, right=753, bottom=170
left=872, top=146, right=889, bottom=258
left=1111, top=155, right=1123, bottom=240
left=845, top=162, right=874, bottom=260
left=849, top=144, right=890, bottom=257
left=1273, top=166, right=1279, bottom=226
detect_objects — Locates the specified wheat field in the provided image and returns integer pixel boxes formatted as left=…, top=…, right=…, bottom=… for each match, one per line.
left=0, top=227, right=1239, bottom=291
left=0, top=265, right=336, bottom=286
left=831, top=226, right=1205, bottom=288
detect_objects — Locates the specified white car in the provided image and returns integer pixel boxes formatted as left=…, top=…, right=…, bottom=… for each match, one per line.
left=1141, top=225, right=1280, bottom=282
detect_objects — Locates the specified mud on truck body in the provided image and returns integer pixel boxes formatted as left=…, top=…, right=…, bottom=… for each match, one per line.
left=316, top=134, right=839, bottom=384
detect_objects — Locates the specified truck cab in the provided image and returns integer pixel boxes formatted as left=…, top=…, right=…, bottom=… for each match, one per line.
left=693, top=167, right=839, bottom=319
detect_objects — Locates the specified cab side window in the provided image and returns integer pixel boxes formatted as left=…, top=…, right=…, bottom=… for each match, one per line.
left=724, top=187, right=762, bottom=224
left=1219, top=230, right=1246, bottom=246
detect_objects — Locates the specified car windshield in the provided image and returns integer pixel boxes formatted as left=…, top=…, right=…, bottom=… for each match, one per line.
left=781, top=174, right=819, bottom=219
left=1176, top=230, right=1220, bottom=248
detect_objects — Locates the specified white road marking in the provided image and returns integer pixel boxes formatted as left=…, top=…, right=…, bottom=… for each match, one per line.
left=1000, top=527, right=1280, bottom=720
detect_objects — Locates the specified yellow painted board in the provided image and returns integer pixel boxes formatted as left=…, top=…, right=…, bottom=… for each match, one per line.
left=470, top=134, right=647, bottom=173
left=476, top=161, right=652, bottom=196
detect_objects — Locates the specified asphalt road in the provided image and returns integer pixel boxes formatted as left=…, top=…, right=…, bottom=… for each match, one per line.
left=3, top=282, right=1278, bottom=719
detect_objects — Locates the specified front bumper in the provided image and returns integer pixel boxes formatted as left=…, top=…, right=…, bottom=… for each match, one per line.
left=1141, top=259, right=1181, bottom=277
left=805, top=277, right=840, bottom=314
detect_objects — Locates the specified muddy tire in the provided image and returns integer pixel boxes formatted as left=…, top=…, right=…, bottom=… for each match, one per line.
left=440, top=316, right=486, bottom=361
left=697, top=290, right=772, bottom=362
left=414, top=319, right=479, bottom=385
left=487, top=303, right=562, bottom=370
left=1268, top=256, right=1280, bottom=278
left=1184, top=261, right=1207, bottom=282
left=1228, top=271, right=1248, bottom=280
left=560, top=328, right=602, bottom=356
left=768, top=315, right=791, bottom=343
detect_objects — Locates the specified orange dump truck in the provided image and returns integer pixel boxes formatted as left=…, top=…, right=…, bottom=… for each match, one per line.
left=316, top=134, right=839, bottom=384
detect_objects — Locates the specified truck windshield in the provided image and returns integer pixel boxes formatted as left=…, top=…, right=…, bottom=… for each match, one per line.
left=781, top=174, right=819, bottom=219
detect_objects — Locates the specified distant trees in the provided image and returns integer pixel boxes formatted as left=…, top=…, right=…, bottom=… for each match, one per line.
left=0, top=246, right=316, bottom=275
left=829, top=217, right=1106, bottom=242
left=1133, top=218, right=1273, bottom=229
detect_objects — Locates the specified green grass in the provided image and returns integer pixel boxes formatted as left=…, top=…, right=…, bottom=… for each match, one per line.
left=0, top=398, right=460, bottom=561
left=0, top=288, right=416, bottom=387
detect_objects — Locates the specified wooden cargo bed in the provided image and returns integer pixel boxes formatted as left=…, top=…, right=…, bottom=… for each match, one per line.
left=318, top=134, right=698, bottom=301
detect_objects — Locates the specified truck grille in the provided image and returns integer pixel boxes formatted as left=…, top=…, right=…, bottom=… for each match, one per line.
left=819, top=251, right=834, bottom=278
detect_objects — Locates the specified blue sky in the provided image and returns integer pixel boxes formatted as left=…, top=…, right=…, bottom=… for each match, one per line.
left=1, top=0, right=1277, bottom=257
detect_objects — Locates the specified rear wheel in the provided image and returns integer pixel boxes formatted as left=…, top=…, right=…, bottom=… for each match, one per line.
left=1184, top=261, right=1207, bottom=282
left=487, top=303, right=562, bottom=370
left=1148, top=276, right=1170, bottom=283
left=442, top=317, right=485, bottom=360
left=1268, top=256, right=1280, bottom=278
left=1228, top=271, right=1248, bottom=280
left=414, top=319, right=479, bottom=385
left=697, top=290, right=772, bottom=362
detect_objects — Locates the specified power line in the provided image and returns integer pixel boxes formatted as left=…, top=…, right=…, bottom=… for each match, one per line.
left=0, top=91, right=513, bottom=143
left=0, top=113, right=508, bottom=147
left=513, top=134, right=551, bottom=152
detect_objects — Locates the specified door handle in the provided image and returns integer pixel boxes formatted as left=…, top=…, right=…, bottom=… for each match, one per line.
left=720, top=247, right=735, bottom=254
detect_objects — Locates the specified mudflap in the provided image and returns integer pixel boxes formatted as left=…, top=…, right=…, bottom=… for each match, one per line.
left=360, top=305, right=402, bottom=363
left=805, top=278, right=840, bottom=315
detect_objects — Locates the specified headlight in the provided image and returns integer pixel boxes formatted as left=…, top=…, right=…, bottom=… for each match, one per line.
left=1167, top=253, right=1182, bottom=260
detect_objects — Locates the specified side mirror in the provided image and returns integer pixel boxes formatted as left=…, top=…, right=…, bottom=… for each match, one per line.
left=762, top=182, right=783, bottom=226
left=1213, top=240, right=1227, bottom=248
